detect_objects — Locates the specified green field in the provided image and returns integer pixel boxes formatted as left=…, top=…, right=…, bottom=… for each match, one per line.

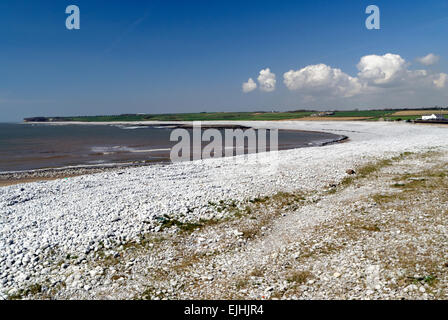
left=381, top=115, right=422, bottom=121
left=24, top=109, right=447, bottom=123
left=328, top=110, right=396, bottom=118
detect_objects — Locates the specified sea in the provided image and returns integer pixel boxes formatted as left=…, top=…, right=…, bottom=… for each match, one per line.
left=0, top=123, right=344, bottom=172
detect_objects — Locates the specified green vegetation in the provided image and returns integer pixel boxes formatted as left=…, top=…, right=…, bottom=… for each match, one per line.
left=158, top=215, right=204, bottom=233
left=7, top=283, right=43, bottom=300
left=141, top=286, right=166, bottom=300
left=408, top=275, right=438, bottom=286
left=329, top=110, right=395, bottom=118
left=382, top=115, right=421, bottom=121
left=338, top=152, right=415, bottom=188
left=24, top=107, right=448, bottom=123
left=25, top=111, right=313, bottom=122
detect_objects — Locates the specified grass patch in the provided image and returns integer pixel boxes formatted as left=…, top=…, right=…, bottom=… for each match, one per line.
left=287, top=270, right=312, bottom=284
left=7, top=283, right=43, bottom=300
left=340, top=159, right=393, bottom=187
left=141, top=286, right=166, bottom=300
left=158, top=215, right=203, bottom=233
left=250, top=268, right=264, bottom=277
left=406, top=275, right=438, bottom=287
left=371, top=193, right=402, bottom=205
left=241, top=228, right=258, bottom=240
left=391, top=183, right=406, bottom=188
left=359, top=224, right=381, bottom=232
left=339, top=152, right=417, bottom=189
left=235, top=278, right=249, bottom=290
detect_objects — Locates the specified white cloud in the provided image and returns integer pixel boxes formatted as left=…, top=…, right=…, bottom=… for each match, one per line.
left=257, top=68, right=276, bottom=92
left=242, top=78, right=257, bottom=93
left=356, top=54, right=445, bottom=90
left=244, top=53, right=447, bottom=107
left=283, top=64, right=362, bottom=97
left=357, top=53, right=407, bottom=86
left=281, top=53, right=446, bottom=98
left=417, top=53, right=440, bottom=66
left=433, top=73, right=447, bottom=88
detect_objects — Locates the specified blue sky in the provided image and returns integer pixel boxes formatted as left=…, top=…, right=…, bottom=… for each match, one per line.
left=1, top=0, right=447, bottom=121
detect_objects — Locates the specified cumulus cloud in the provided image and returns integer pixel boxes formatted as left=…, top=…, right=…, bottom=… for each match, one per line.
left=281, top=53, right=446, bottom=99
left=242, top=78, right=257, bottom=93
left=243, top=53, right=446, bottom=106
left=417, top=53, right=440, bottom=66
left=433, top=73, right=447, bottom=88
left=257, top=68, right=276, bottom=92
left=356, top=54, right=446, bottom=90
left=283, top=64, right=362, bottom=97
left=357, top=53, right=407, bottom=86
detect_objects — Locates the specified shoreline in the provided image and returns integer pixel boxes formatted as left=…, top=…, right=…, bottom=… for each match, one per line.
left=0, top=123, right=348, bottom=187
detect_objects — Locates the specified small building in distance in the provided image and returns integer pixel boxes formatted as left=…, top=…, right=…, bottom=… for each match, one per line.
left=421, top=114, right=446, bottom=121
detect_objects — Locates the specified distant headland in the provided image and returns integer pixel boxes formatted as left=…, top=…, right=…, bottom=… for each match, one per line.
left=24, top=107, right=448, bottom=123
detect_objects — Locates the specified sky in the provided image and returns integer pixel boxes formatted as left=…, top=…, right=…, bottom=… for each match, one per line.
left=0, top=0, right=447, bottom=122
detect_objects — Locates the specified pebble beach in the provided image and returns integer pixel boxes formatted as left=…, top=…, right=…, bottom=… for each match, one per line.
left=1, top=120, right=448, bottom=300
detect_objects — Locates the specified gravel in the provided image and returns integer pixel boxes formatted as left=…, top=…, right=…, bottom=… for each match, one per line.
left=1, top=120, right=448, bottom=299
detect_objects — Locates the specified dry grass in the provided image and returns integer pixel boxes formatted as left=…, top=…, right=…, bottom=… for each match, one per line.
left=250, top=268, right=265, bottom=277
left=392, top=110, right=448, bottom=116
left=339, top=158, right=395, bottom=187
left=293, top=116, right=372, bottom=121
left=287, top=270, right=313, bottom=284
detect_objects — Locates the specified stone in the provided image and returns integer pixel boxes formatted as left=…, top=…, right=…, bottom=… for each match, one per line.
left=233, top=230, right=244, bottom=237
left=8, top=288, right=19, bottom=297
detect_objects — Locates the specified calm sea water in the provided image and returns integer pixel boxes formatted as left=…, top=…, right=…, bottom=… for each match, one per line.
left=0, top=123, right=343, bottom=172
